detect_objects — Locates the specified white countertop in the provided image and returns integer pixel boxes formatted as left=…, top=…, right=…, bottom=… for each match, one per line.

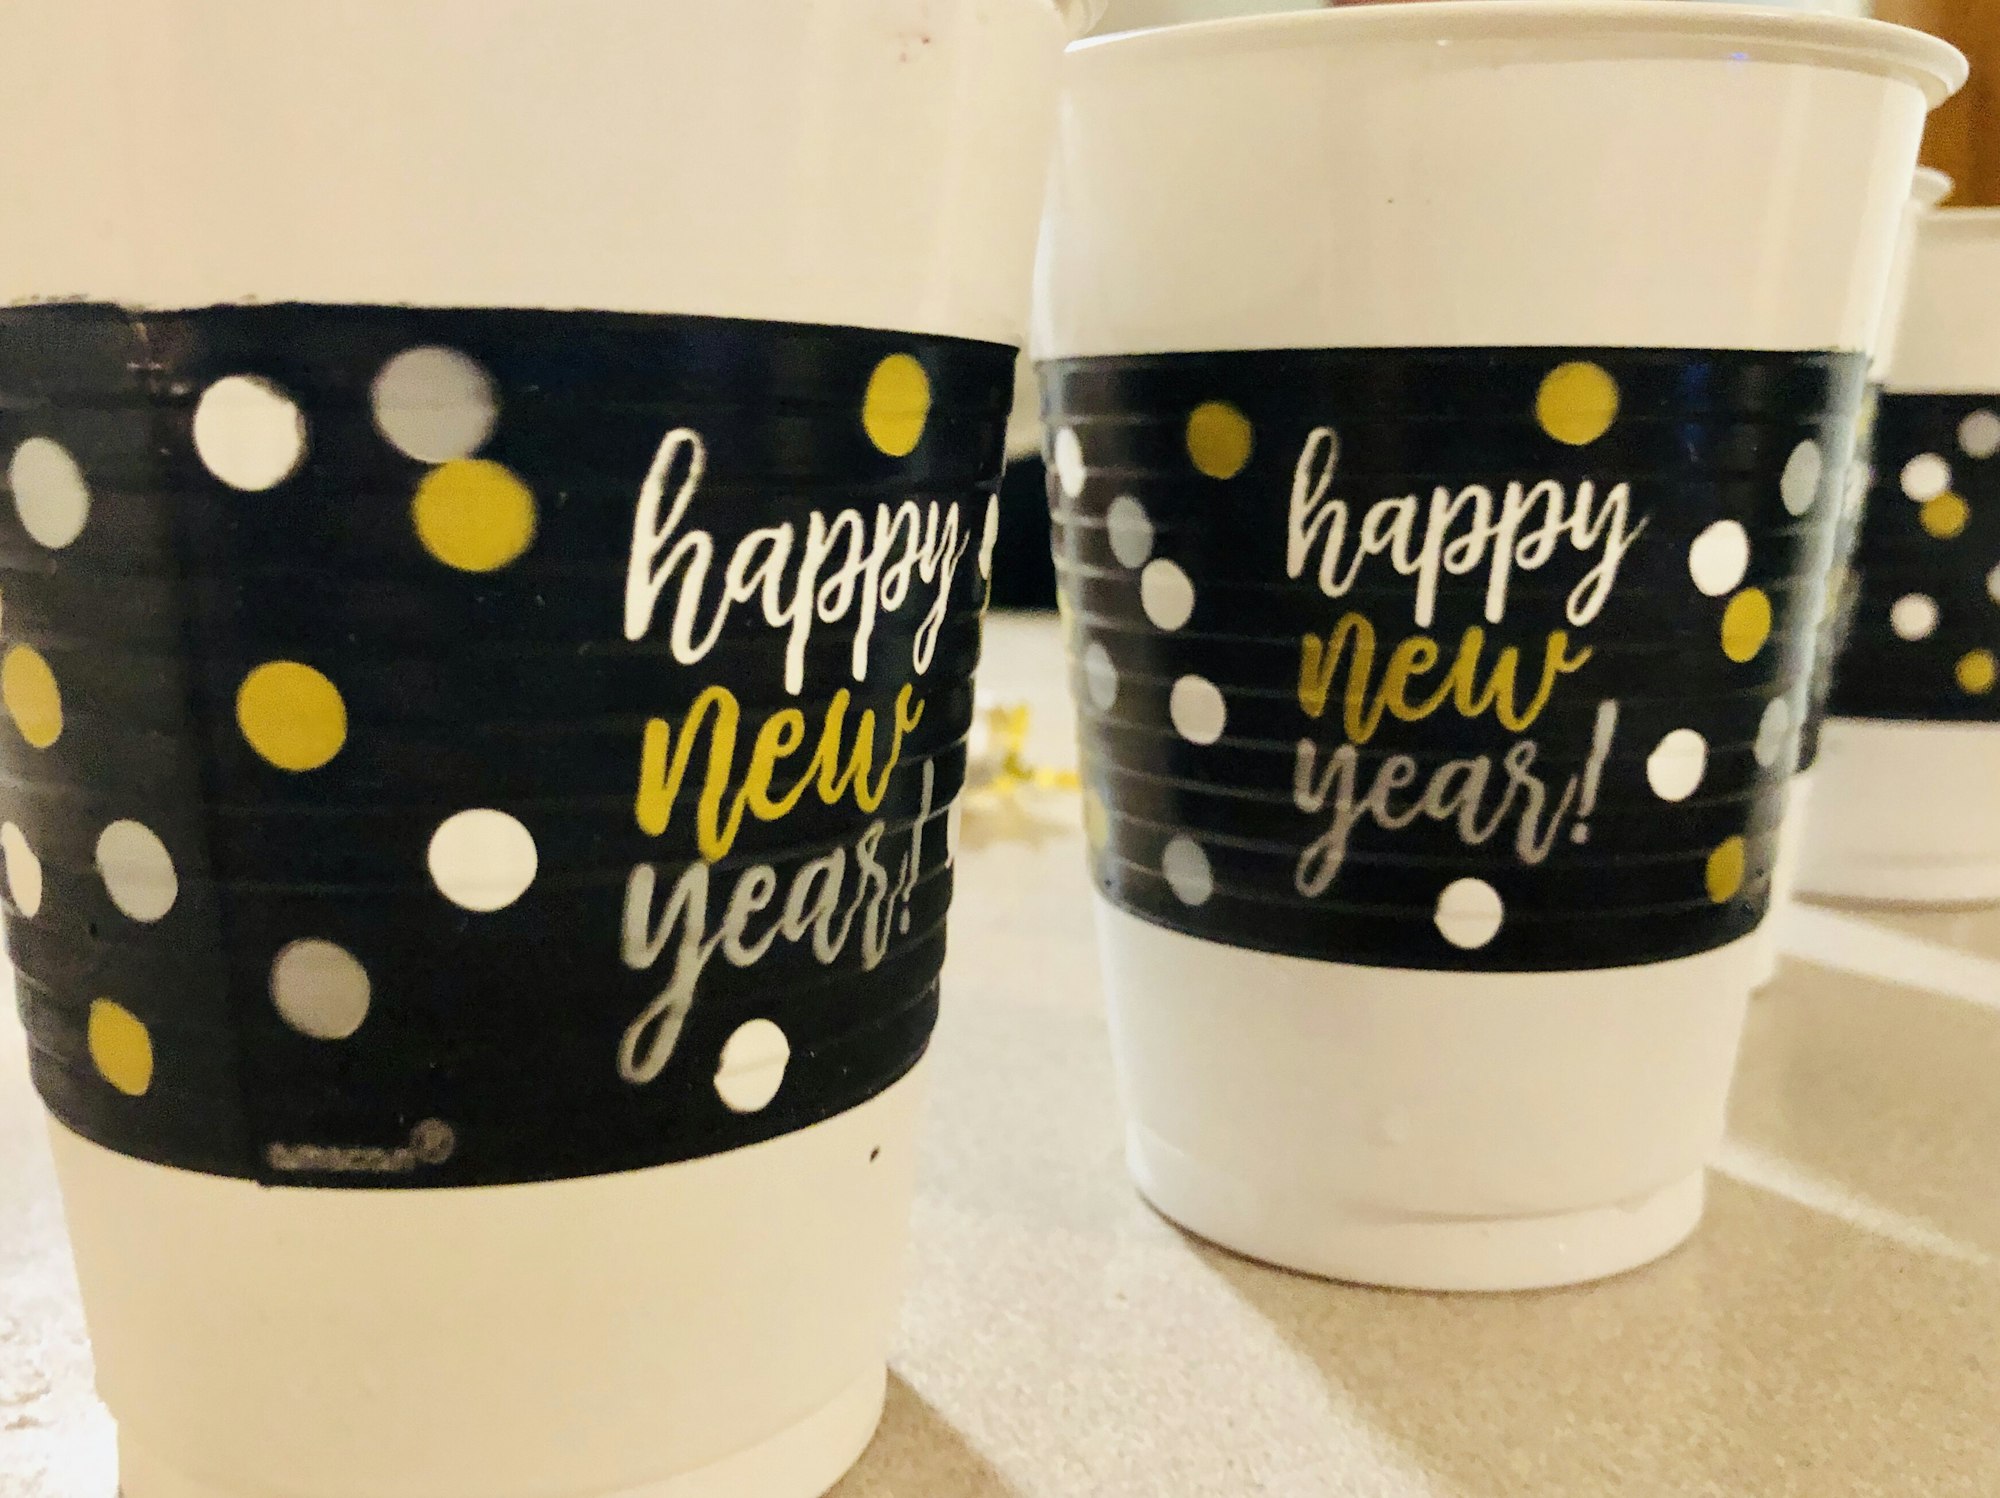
left=6, top=614, right=1997, bottom=1498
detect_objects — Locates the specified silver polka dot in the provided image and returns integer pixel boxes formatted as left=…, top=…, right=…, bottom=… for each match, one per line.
left=1961, top=409, right=2000, bottom=460
left=1890, top=592, right=1940, bottom=641
left=1083, top=641, right=1119, bottom=711
left=8, top=438, right=90, bottom=550
left=1169, top=676, right=1227, bottom=746
left=270, top=938, right=372, bottom=1041
left=1780, top=440, right=1822, bottom=516
left=1161, top=836, right=1214, bottom=907
left=1434, top=878, right=1504, bottom=950
left=371, top=346, right=499, bottom=464
left=1140, top=559, right=1196, bottom=632
left=715, top=1018, right=790, bottom=1113
left=95, top=820, right=178, bottom=924
left=1105, top=496, right=1154, bottom=569
left=194, top=377, right=308, bottom=492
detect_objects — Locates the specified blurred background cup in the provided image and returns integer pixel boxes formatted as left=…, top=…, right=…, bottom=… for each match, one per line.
left=1762, top=163, right=1954, bottom=971
left=1800, top=204, right=2000, bottom=905
left=0, top=4, right=1064, bottom=1497
left=1036, top=2, right=1960, bottom=1291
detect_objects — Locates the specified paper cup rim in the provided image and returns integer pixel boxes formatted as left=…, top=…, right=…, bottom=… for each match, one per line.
left=1068, top=2, right=1967, bottom=111
left=1921, top=205, right=2000, bottom=235
left=1914, top=167, right=1956, bottom=209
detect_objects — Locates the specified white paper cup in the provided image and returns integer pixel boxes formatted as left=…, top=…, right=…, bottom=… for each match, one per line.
left=1036, top=3, right=1959, bottom=1291
left=0, top=4, right=1062, bottom=1496
left=1801, top=207, right=2000, bottom=907
left=1761, top=164, right=1956, bottom=975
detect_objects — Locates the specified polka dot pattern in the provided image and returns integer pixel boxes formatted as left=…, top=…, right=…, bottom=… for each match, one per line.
left=1890, top=593, right=1940, bottom=641
left=715, top=1019, right=791, bottom=1113
left=1186, top=402, right=1252, bottom=480
left=1957, top=649, right=1997, bottom=695
left=1105, top=496, right=1154, bottom=569
left=1, top=823, right=43, bottom=918
left=9, top=437, right=90, bottom=549
left=2, top=645, right=61, bottom=750
left=1161, top=836, right=1214, bottom=908
left=1434, top=878, right=1504, bottom=950
left=270, top=939, right=373, bottom=1041
left=1646, top=730, right=1707, bottom=803
left=1535, top=362, right=1619, bottom=447
left=428, top=809, right=538, bottom=912
left=87, top=1000, right=153, bottom=1097
left=1083, top=641, right=1119, bottom=711
left=1706, top=837, right=1747, bottom=904
left=1720, top=589, right=1772, bottom=664
left=1902, top=453, right=1950, bottom=502
left=1688, top=520, right=1749, bottom=598
left=194, top=376, right=307, bottom=492
left=372, top=346, right=499, bottom=463
left=1753, top=698, right=1792, bottom=770
left=1780, top=440, right=1822, bottom=516
left=861, top=354, right=931, bottom=459
left=412, top=459, right=538, bottom=572
left=237, top=661, right=347, bottom=773
left=1053, top=429, right=1086, bottom=500
left=1140, top=559, right=1195, bottom=632
left=1168, top=675, right=1227, bottom=746
left=1961, top=409, right=2000, bottom=460
left=96, top=820, right=178, bottom=924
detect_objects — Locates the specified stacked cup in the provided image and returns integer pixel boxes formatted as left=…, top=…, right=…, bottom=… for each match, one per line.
left=0, top=3, right=1064, bottom=1497
left=1769, top=164, right=1954, bottom=942
left=1802, top=203, right=2000, bottom=905
left=1038, top=2, right=1961, bottom=1290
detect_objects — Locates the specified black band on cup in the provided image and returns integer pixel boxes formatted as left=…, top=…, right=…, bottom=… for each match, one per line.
left=1043, top=346, right=1866, bottom=974
left=1826, top=392, right=2000, bottom=725
left=0, top=304, right=1013, bottom=1186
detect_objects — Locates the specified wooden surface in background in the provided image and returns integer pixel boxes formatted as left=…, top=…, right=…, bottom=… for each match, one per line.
left=1877, top=0, right=1998, bottom=204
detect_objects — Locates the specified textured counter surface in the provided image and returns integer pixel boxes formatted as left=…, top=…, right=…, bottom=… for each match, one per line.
left=5, top=615, right=1996, bottom=1498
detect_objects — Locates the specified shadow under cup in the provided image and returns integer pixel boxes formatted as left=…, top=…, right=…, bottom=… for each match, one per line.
left=1035, top=3, right=1962, bottom=1291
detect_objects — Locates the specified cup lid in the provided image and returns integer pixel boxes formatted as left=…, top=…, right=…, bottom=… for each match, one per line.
left=1068, top=2, right=1967, bottom=111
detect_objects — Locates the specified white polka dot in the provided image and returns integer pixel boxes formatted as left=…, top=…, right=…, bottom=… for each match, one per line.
left=715, top=1018, right=790, bottom=1113
left=1754, top=697, right=1793, bottom=769
left=1105, top=495, right=1154, bottom=569
left=371, top=346, right=498, bottom=463
left=1083, top=641, right=1119, bottom=711
left=1890, top=592, right=1940, bottom=641
left=979, top=494, right=1000, bottom=580
left=194, top=376, right=307, bottom=491
left=1646, top=729, right=1708, bottom=803
left=95, top=820, right=177, bottom=924
left=1, top=823, right=42, bottom=918
left=1434, top=877, right=1504, bottom=950
left=8, top=437, right=90, bottom=549
left=269, top=939, right=372, bottom=1041
left=1901, top=452, right=1951, bottom=503
left=1687, top=520, right=1750, bottom=597
left=1961, top=409, right=2000, bottom=460
left=1140, top=559, right=1195, bottom=632
left=1053, top=428, right=1086, bottom=500
left=1988, top=564, right=2000, bottom=607
left=1169, top=676, right=1227, bottom=746
left=1781, top=439, right=1822, bottom=516
left=1161, top=836, right=1214, bottom=907
left=428, top=809, right=538, bottom=912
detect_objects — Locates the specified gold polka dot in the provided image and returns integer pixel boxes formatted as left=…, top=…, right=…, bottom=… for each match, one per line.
left=1920, top=492, right=1970, bottom=540
left=1720, top=588, right=1773, bottom=664
left=1957, top=649, right=1997, bottom=695
left=1705, top=836, right=1747, bottom=904
left=1536, top=362, right=1620, bottom=447
left=3, top=645, right=62, bottom=749
left=862, top=354, right=932, bottom=458
left=237, top=661, right=347, bottom=772
left=1187, top=401, right=1253, bottom=480
left=88, top=999, right=153, bottom=1097
left=413, top=459, right=537, bottom=573
left=1083, top=788, right=1109, bottom=851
